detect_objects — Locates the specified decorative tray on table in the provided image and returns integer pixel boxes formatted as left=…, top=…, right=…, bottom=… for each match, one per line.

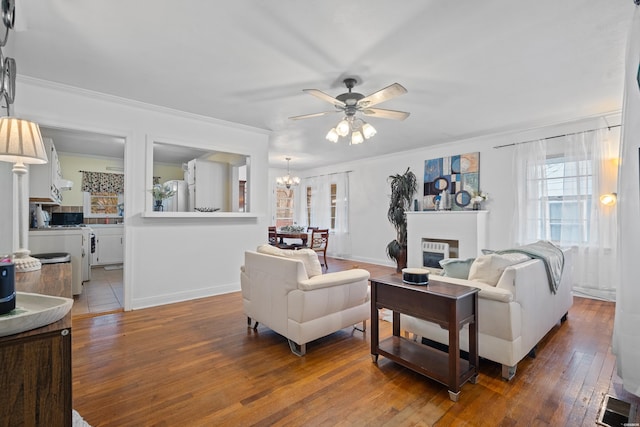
left=0, top=292, right=73, bottom=337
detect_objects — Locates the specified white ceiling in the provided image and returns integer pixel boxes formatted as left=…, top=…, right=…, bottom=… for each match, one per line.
left=10, top=1, right=635, bottom=170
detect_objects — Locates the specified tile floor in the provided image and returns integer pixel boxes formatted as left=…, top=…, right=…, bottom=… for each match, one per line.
left=72, top=265, right=124, bottom=317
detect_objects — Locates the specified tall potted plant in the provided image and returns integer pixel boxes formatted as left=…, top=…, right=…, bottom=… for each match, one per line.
left=386, top=167, right=418, bottom=272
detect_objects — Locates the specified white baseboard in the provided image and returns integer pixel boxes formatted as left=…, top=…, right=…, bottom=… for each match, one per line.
left=131, top=282, right=240, bottom=310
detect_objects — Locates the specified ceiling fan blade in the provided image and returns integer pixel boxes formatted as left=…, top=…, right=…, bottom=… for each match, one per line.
left=362, top=108, right=410, bottom=121
left=358, top=83, right=408, bottom=108
left=289, top=111, right=339, bottom=120
left=303, top=89, right=346, bottom=108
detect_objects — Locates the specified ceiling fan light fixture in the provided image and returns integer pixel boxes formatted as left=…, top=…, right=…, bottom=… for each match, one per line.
left=351, top=131, right=364, bottom=145
left=336, top=119, right=350, bottom=137
left=326, top=128, right=339, bottom=143
left=292, top=78, right=408, bottom=145
left=362, top=122, right=377, bottom=139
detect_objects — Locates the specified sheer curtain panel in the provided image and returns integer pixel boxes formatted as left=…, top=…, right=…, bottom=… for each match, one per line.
left=513, top=128, right=619, bottom=301
left=332, top=172, right=351, bottom=257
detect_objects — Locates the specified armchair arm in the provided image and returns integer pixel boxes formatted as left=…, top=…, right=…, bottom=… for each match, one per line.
left=298, top=269, right=370, bottom=291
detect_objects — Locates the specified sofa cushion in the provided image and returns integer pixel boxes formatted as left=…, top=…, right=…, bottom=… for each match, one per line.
left=439, top=258, right=475, bottom=279
left=468, top=253, right=529, bottom=286
left=257, top=244, right=323, bottom=278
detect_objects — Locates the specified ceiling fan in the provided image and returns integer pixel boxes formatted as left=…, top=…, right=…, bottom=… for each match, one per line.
left=289, top=78, right=410, bottom=123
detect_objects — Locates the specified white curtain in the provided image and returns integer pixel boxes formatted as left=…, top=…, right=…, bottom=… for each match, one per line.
left=613, top=5, right=640, bottom=398
left=332, top=172, right=351, bottom=258
left=307, top=175, right=331, bottom=228
left=513, top=139, right=548, bottom=245
left=299, top=172, right=352, bottom=258
left=513, top=129, right=619, bottom=301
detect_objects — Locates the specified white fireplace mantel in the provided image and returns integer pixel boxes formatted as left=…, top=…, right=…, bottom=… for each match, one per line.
left=406, top=211, right=489, bottom=268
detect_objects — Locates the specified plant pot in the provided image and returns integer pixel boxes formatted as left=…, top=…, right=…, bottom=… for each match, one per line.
left=396, top=247, right=407, bottom=273
left=154, top=199, right=164, bottom=211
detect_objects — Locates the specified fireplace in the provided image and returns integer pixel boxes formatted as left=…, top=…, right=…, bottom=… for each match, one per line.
left=422, top=239, right=459, bottom=268
left=406, top=211, right=488, bottom=269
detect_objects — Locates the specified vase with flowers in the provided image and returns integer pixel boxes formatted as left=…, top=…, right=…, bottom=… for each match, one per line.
left=471, top=190, right=488, bottom=210
left=150, top=183, right=176, bottom=211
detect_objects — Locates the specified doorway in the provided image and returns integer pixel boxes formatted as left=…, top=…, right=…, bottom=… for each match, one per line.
left=38, top=126, right=126, bottom=317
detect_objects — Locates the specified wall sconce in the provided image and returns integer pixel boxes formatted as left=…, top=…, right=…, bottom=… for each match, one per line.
left=599, top=193, right=617, bottom=206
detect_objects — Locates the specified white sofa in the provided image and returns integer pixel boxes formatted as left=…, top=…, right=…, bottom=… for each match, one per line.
left=401, top=249, right=573, bottom=380
left=241, top=244, right=370, bottom=356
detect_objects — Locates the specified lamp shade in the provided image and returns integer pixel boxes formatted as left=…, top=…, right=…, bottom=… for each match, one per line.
left=599, top=193, right=617, bottom=206
left=0, top=117, right=48, bottom=165
left=336, top=119, right=350, bottom=137
left=351, top=130, right=364, bottom=145
left=362, top=122, right=377, bottom=139
left=326, top=128, right=339, bottom=143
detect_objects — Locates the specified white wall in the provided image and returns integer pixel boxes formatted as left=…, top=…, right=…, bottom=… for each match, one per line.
left=291, top=113, right=622, bottom=267
left=3, top=77, right=270, bottom=309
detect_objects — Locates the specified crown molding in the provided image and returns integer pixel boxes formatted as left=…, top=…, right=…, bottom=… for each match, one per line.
left=16, top=75, right=271, bottom=136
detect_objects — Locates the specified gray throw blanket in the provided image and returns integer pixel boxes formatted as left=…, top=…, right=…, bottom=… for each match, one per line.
left=498, top=240, right=565, bottom=294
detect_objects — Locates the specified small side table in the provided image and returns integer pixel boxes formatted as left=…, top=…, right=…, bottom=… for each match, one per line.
left=370, top=274, right=479, bottom=401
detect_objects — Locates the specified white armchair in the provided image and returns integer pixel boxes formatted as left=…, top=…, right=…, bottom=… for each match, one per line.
left=241, top=245, right=370, bottom=356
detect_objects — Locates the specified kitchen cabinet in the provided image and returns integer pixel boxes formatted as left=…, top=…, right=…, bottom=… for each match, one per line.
left=0, top=263, right=72, bottom=426
left=29, top=137, right=63, bottom=205
left=92, top=225, right=124, bottom=266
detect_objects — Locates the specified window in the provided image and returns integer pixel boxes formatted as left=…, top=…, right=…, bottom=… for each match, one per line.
left=538, top=156, right=592, bottom=244
left=275, top=187, right=294, bottom=228
left=84, top=192, right=123, bottom=218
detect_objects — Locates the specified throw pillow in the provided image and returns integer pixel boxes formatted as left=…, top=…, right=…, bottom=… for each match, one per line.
left=256, top=245, right=323, bottom=278
left=287, top=249, right=323, bottom=278
left=257, top=244, right=286, bottom=257
left=439, top=258, right=475, bottom=279
left=468, top=253, right=525, bottom=286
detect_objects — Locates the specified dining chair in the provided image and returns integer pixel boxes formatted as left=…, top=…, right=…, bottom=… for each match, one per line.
left=309, top=228, right=329, bottom=269
left=307, top=226, right=319, bottom=232
left=268, top=226, right=278, bottom=246
left=269, top=226, right=295, bottom=249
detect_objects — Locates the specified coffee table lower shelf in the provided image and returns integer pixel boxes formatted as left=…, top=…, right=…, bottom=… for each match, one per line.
left=373, top=336, right=477, bottom=399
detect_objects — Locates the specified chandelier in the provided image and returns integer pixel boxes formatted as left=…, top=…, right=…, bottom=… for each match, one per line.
left=325, top=116, right=376, bottom=145
left=276, top=157, right=300, bottom=189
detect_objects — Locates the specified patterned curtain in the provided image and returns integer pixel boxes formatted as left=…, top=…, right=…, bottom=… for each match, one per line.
left=80, top=171, right=124, bottom=193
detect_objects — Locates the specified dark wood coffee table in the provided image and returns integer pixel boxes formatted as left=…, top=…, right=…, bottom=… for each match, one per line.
left=370, top=274, right=479, bottom=401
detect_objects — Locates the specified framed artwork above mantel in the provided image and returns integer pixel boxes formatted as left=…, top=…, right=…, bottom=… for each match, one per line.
left=423, top=152, right=479, bottom=211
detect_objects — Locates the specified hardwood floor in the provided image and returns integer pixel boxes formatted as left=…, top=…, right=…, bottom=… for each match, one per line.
left=71, top=257, right=640, bottom=426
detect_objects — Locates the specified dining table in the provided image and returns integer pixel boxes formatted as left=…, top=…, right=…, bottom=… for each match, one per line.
left=278, top=231, right=309, bottom=247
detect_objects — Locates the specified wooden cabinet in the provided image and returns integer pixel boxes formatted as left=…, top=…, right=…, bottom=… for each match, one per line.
left=0, top=263, right=72, bottom=426
left=92, top=226, right=124, bottom=266
left=29, top=137, right=63, bottom=205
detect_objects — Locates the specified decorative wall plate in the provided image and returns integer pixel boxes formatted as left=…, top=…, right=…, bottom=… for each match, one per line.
left=0, top=0, right=13, bottom=47
left=3, top=55, right=14, bottom=103
left=0, top=49, right=4, bottom=95
left=1, top=0, right=14, bottom=29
